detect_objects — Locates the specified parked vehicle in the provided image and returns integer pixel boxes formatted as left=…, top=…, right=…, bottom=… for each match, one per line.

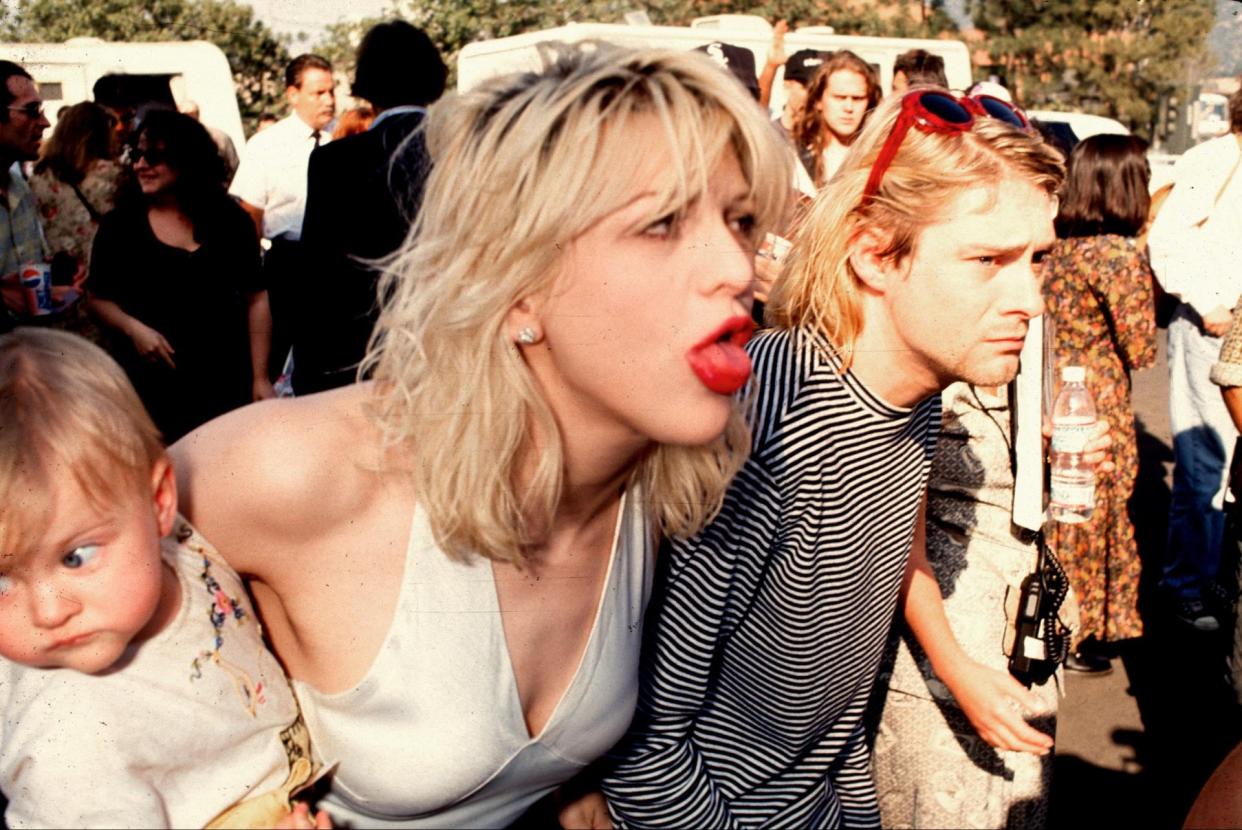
left=1026, top=110, right=1130, bottom=141
left=0, top=38, right=244, bottom=148
left=456, top=14, right=973, bottom=118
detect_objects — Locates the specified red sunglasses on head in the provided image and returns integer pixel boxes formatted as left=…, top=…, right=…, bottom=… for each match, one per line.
left=862, top=89, right=1032, bottom=204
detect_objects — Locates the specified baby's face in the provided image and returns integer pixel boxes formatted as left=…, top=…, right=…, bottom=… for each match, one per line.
left=0, top=471, right=175, bottom=674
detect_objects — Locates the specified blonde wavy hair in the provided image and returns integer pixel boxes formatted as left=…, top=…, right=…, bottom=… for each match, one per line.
left=362, top=44, right=793, bottom=565
left=770, top=92, right=1065, bottom=367
left=0, top=329, right=164, bottom=556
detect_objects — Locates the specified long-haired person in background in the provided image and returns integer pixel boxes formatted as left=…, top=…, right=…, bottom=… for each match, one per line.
left=792, top=50, right=881, bottom=188
left=171, top=45, right=791, bottom=828
left=88, top=110, right=272, bottom=441
left=29, top=102, right=122, bottom=274
left=1041, top=134, right=1158, bottom=670
left=25, top=101, right=121, bottom=338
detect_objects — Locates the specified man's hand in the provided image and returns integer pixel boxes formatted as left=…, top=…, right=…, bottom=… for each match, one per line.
left=0, top=271, right=26, bottom=314
left=558, top=791, right=613, bottom=830
left=767, top=19, right=788, bottom=67
left=754, top=252, right=782, bottom=305
left=1082, top=417, right=1113, bottom=473
left=941, top=658, right=1054, bottom=755
left=127, top=320, right=176, bottom=368
left=1204, top=304, right=1234, bottom=337
left=253, top=376, right=277, bottom=401
left=1043, top=417, right=1114, bottom=474
left=275, top=801, right=332, bottom=829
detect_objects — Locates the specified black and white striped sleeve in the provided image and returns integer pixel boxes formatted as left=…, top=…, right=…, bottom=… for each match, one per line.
left=601, top=456, right=783, bottom=829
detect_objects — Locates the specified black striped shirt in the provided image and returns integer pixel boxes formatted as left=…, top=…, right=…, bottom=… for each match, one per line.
left=602, top=326, right=941, bottom=828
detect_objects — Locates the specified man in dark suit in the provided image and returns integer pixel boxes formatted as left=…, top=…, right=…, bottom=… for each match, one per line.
left=294, top=21, right=447, bottom=395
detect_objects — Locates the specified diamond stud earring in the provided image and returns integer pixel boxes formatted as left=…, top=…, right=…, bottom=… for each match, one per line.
left=517, top=327, right=538, bottom=345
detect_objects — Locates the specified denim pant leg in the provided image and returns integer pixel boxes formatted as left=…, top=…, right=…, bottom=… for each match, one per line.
left=1164, top=306, right=1238, bottom=599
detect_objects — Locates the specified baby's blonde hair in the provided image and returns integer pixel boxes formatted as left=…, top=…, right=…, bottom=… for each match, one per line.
left=362, top=43, right=793, bottom=565
left=0, top=329, right=164, bottom=555
left=771, top=92, right=1065, bottom=366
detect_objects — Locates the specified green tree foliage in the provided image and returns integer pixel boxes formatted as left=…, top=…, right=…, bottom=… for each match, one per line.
left=3, top=0, right=290, bottom=132
left=968, top=0, right=1216, bottom=139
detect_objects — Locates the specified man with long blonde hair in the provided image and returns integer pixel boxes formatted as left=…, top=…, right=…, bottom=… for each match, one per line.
left=594, top=90, right=1071, bottom=828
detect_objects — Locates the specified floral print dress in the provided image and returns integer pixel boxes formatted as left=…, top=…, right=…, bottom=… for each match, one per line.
left=27, top=159, right=123, bottom=342
left=1042, top=234, right=1158, bottom=642
left=28, top=158, right=123, bottom=270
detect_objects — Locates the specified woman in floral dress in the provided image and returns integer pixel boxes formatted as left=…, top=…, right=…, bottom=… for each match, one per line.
left=29, top=102, right=123, bottom=270
left=1042, top=134, right=1158, bottom=667
left=28, top=102, right=124, bottom=341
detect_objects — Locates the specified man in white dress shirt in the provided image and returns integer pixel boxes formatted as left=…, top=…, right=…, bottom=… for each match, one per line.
left=230, top=54, right=336, bottom=384
left=1147, top=83, right=1242, bottom=631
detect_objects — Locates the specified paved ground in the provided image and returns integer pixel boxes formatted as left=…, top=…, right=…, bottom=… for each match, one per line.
left=1049, top=326, right=1242, bottom=827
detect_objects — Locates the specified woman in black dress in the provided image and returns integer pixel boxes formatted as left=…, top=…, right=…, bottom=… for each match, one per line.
left=89, top=110, right=271, bottom=441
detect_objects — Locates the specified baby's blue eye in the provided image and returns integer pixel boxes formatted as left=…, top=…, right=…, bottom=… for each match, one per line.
left=62, top=545, right=100, bottom=569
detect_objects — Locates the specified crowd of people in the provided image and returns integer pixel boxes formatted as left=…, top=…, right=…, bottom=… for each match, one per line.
left=0, top=15, right=1240, bottom=830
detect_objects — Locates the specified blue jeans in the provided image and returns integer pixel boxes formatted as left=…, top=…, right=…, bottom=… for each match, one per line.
left=1164, top=305, right=1238, bottom=600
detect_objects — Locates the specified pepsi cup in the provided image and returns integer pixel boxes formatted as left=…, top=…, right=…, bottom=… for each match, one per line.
left=20, top=263, right=54, bottom=316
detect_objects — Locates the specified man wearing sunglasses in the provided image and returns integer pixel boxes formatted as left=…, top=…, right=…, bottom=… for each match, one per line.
left=0, top=60, right=51, bottom=331
left=588, top=90, right=1080, bottom=829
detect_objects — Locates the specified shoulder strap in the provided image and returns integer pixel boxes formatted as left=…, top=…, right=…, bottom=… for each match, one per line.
left=1204, top=136, right=1242, bottom=218
left=69, top=182, right=103, bottom=222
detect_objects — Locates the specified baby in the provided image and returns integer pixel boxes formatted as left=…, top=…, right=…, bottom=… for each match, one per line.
left=0, top=328, right=324, bottom=828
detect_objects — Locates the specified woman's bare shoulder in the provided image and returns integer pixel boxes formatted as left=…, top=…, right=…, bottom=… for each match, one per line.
left=170, top=384, right=389, bottom=574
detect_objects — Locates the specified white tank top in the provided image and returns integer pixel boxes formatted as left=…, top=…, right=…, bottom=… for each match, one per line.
left=293, top=490, right=652, bottom=828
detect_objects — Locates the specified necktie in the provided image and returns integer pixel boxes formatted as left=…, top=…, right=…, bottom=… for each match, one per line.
left=312, top=130, right=322, bottom=146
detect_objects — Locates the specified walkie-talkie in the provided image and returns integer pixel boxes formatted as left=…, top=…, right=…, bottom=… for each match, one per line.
left=1008, top=571, right=1048, bottom=686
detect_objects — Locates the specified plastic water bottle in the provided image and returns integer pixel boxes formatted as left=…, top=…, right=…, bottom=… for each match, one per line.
left=1050, top=366, right=1097, bottom=524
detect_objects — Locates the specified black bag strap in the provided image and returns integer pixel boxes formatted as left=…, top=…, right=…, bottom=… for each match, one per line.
left=70, top=182, right=104, bottom=222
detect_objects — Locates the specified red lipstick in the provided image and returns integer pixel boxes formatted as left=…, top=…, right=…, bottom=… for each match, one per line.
left=686, top=315, right=756, bottom=395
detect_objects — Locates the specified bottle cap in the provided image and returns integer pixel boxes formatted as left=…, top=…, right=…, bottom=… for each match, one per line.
left=1061, top=366, right=1085, bottom=383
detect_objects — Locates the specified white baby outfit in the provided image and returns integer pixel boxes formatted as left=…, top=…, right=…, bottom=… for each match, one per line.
left=0, top=517, right=310, bottom=828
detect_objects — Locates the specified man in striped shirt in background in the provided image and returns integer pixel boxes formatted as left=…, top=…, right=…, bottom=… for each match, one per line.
left=567, top=91, right=1070, bottom=828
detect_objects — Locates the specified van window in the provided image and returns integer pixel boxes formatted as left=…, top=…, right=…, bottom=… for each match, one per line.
left=92, top=74, right=177, bottom=113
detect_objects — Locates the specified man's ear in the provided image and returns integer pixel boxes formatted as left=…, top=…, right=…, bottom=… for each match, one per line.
left=150, top=456, right=178, bottom=539
left=848, top=228, right=900, bottom=295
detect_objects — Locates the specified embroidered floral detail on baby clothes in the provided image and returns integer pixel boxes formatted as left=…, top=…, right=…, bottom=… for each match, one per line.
left=177, top=519, right=267, bottom=717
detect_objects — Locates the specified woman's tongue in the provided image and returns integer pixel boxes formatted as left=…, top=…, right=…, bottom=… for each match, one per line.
left=687, top=339, right=752, bottom=395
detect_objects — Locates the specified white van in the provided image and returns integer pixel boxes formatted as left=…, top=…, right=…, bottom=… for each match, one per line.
left=456, top=14, right=973, bottom=117
left=0, top=38, right=244, bottom=148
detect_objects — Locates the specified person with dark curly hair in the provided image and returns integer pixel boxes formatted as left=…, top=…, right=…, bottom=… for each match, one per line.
left=88, top=110, right=271, bottom=440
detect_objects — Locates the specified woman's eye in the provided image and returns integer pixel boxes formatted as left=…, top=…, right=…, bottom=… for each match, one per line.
left=642, top=215, right=676, bottom=239
left=977, top=255, right=996, bottom=266
left=62, top=545, right=101, bottom=569
left=729, top=214, right=757, bottom=237
left=0, top=575, right=12, bottom=596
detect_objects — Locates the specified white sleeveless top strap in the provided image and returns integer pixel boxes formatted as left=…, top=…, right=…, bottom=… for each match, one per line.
left=293, top=488, right=652, bottom=828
